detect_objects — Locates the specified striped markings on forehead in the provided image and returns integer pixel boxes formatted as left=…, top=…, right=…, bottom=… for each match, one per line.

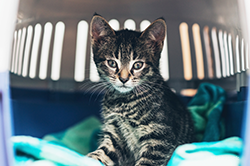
left=114, top=48, right=139, bottom=62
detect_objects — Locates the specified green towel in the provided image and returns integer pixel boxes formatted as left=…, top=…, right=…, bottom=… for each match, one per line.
left=187, top=83, right=226, bottom=142
left=43, top=116, right=102, bottom=155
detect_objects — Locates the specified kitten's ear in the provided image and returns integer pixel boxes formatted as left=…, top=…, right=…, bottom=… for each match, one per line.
left=90, top=15, right=115, bottom=46
left=140, top=18, right=166, bottom=51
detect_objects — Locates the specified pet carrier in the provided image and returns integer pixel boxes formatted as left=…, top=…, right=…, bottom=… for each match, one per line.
left=0, top=0, right=249, bottom=165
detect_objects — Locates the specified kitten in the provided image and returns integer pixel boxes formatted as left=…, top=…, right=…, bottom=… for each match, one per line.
left=87, top=14, right=194, bottom=166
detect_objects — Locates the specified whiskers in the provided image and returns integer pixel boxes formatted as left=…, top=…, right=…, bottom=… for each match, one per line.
left=78, top=80, right=114, bottom=102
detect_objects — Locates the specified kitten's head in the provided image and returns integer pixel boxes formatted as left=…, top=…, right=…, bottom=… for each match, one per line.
left=90, top=14, right=166, bottom=93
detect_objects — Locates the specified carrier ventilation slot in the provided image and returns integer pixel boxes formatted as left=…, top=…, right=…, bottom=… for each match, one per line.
left=203, top=26, right=214, bottom=79
left=39, top=22, right=53, bottom=80
left=241, top=39, right=246, bottom=71
left=140, top=20, right=150, bottom=31
left=192, top=23, right=204, bottom=80
left=74, top=20, right=88, bottom=82
left=246, top=44, right=249, bottom=69
left=218, top=30, right=227, bottom=77
left=211, top=27, right=222, bottom=78
left=124, top=19, right=136, bottom=30
left=51, top=21, right=65, bottom=81
left=22, top=26, right=33, bottom=77
left=180, top=22, right=193, bottom=81
left=160, top=31, right=169, bottom=81
left=18, top=27, right=26, bottom=75
left=109, top=19, right=120, bottom=31
left=11, top=31, right=17, bottom=73
left=223, top=32, right=230, bottom=77
left=236, top=36, right=241, bottom=73
left=14, top=29, right=22, bottom=75
left=228, top=34, right=234, bottom=75
left=29, top=23, right=42, bottom=79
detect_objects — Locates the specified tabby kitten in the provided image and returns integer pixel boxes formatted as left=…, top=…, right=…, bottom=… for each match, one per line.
left=87, top=14, right=194, bottom=166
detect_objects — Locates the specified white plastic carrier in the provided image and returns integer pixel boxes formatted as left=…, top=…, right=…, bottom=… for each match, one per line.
left=0, top=0, right=249, bottom=165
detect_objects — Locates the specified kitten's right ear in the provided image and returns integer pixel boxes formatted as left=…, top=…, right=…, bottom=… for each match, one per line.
left=90, top=15, right=115, bottom=46
left=140, top=18, right=166, bottom=51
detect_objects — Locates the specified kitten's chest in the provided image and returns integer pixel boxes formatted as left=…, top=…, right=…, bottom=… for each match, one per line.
left=115, top=114, right=141, bottom=152
left=103, top=95, right=160, bottom=151
left=104, top=101, right=142, bottom=148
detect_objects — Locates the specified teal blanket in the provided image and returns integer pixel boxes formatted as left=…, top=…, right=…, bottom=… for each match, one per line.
left=13, top=83, right=242, bottom=166
left=13, top=136, right=242, bottom=166
left=13, top=136, right=104, bottom=166
left=167, top=137, right=242, bottom=166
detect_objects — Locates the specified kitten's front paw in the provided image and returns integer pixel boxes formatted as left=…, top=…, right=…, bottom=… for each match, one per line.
left=87, top=150, right=115, bottom=166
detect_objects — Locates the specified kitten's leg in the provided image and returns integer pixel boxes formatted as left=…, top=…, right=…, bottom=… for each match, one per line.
left=134, top=141, right=174, bottom=166
left=134, top=126, right=176, bottom=166
left=87, top=126, right=123, bottom=166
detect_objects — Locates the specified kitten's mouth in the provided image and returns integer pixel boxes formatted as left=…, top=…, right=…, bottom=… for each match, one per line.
left=114, top=85, right=133, bottom=93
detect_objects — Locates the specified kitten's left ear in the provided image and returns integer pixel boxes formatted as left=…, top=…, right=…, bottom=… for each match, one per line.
left=140, top=18, right=166, bottom=51
left=90, top=14, right=116, bottom=46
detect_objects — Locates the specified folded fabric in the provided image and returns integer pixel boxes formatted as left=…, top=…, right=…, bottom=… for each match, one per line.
left=15, top=156, right=58, bottom=166
left=43, top=116, right=102, bottom=155
left=12, top=136, right=104, bottom=166
left=167, top=137, right=243, bottom=166
left=187, top=83, right=226, bottom=142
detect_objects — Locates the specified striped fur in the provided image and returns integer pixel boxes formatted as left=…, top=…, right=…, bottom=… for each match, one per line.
left=87, top=14, right=194, bottom=166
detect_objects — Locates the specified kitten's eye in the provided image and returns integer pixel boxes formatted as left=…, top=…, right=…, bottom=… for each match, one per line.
left=133, top=61, right=144, bottom=70
left=107, top=60, right=117, bottom=68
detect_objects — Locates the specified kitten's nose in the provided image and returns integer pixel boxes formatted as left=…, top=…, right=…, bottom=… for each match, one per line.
left=119, top=69, right=130, bottom=84
left=119, top=77, right=129, bottom=84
